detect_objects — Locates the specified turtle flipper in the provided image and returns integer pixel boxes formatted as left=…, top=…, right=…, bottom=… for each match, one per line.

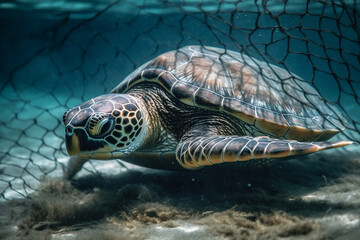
left=175, top=136, right=352, bottom=169
left=62, top=156, right=88, bottom=179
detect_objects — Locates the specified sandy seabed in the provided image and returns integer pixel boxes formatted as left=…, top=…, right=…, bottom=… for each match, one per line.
left=0, top=148, right=359, bottom=240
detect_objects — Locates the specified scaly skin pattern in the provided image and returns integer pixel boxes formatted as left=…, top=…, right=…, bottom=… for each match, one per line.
left=63, top=94, right=146, bottom=159
left=176, top=136, right=351, bottom=169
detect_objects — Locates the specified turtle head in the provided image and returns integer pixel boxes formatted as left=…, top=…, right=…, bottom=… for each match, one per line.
left=63, top=94, right=146, bottom=159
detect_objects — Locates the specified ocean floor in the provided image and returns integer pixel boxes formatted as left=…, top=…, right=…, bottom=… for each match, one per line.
left=1, top=148, right=359, bottom=240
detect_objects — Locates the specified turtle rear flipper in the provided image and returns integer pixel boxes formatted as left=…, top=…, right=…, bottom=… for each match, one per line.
left=175, top=136, right=353, bottom=169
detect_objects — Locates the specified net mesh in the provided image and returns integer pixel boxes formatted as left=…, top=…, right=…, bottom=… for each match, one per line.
left=0, top=0, right=359, bottom=200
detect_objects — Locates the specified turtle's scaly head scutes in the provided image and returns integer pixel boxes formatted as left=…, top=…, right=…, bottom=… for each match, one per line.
left=63, top=94, right=148, bottom=159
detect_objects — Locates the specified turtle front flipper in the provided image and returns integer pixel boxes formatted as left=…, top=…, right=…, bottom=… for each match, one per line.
left=175, top=136, right=352, bottom=169
left=62, top=156, right=88, bottom=179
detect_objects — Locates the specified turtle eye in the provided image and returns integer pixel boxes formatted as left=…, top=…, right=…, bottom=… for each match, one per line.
left=88, top=117, right=115, bottom=137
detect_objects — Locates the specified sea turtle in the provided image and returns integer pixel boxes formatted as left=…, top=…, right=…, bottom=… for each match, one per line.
left=62, top=45, right=352, bottom=179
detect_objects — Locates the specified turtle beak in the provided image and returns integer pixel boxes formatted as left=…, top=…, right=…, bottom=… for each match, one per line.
left=65, top=126, right=81, bottom=156
left=65, top=126, right=112, bottom=159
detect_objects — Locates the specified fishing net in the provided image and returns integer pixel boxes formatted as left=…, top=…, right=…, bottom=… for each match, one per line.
left=0, top=0, right=359, bottom=200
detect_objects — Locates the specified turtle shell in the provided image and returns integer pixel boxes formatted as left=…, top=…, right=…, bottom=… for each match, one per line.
left=112, top=46, right=345, bottom=141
